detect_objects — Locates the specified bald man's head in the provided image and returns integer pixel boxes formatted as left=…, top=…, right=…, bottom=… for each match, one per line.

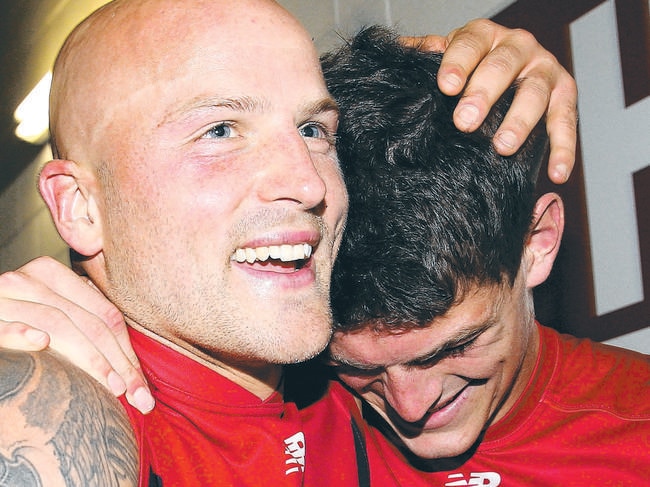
left=40, top=0, right=346, bottom=376
left=49, top=0, right=317, bottom=163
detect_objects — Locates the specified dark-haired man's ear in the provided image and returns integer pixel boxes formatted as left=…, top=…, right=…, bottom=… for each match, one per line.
left=524, top=192, right=564, bottom=288
left=39, top=159, right=103, bottom=257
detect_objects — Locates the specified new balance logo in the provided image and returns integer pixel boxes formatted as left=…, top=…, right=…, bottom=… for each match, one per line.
left=445, top=472, right=501, bottom=486
left=283, top=432, right=306, bottom=475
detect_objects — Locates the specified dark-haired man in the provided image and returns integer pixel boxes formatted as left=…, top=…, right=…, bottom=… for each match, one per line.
left=324, top=26, right=650, bottom=485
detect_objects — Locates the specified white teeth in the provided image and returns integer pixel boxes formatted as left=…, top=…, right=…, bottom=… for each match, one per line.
left=232, top=243, right=313, bottom=263
left=269, top=246, right=281, bottom=259
left=256, top=246, right=270, bottom=261
left=280, top=244, right=293, bottom=262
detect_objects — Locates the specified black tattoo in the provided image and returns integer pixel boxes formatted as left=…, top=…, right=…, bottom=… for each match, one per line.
left=0, top=349, right=138, bottom=486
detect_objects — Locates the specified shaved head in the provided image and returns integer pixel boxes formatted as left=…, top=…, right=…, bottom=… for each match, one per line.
left=49, top=0, right=316, bottom=163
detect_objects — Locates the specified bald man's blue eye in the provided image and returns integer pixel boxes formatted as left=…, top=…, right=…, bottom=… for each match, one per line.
left=300, top=124, right=322, bottom=138
left=204, top=124, right=231, bottom=138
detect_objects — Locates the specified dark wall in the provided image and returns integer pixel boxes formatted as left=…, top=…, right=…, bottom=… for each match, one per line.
left=493, top=0, right=650, bottom=341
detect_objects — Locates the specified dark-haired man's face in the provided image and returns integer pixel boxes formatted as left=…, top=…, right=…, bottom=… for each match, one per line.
left=328, top=279, right=539, bottom=459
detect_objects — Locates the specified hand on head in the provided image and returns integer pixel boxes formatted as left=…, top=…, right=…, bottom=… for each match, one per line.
left=403, top=19, right=578, bottom=183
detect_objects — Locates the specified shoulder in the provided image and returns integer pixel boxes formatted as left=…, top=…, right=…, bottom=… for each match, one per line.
left=0, top=348, right=138, bottom=486
left=543, top=326, right=650, bottom=417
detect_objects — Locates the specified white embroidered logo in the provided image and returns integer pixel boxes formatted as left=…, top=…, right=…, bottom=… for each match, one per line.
left=445, top=472, right=502, bottom=486
left=283, top=432, right=306, bottom=475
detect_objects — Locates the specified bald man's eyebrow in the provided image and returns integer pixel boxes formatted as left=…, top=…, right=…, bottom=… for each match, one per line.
left=299, top=98, right=339, bottom=120
left=162, top=95, right=338, bottom=126
left=161, top=95, right=269, bottom=125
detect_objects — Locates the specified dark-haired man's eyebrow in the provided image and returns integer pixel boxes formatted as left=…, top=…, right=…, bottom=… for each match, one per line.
left=327, top=353, right=382, bottom=372
left=327, top=321, right=496, bottom=373
left=406, top=321, right=496, bottom=367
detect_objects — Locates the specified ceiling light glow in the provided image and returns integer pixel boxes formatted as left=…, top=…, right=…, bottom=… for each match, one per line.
left=14, top=71, right=52, bottom=145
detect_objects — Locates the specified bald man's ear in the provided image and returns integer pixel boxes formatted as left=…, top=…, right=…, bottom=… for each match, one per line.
left=523, top=193, right=564, bottom=288
left=39, top=159, right=103, bottom=257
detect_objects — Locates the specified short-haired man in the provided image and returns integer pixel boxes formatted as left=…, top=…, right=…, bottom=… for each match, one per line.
left=324, top=26, right=650, bottom=485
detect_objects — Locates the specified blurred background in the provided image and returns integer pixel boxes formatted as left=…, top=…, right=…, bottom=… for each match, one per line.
left=0, top=0, right=648, bottom=351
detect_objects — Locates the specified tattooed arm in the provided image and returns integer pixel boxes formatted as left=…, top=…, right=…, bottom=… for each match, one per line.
left=0, top=349, right=138, bottom=486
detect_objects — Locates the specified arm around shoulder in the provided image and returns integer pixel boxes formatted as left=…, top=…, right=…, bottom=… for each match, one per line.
left=0, top=348, right=138, bottom=486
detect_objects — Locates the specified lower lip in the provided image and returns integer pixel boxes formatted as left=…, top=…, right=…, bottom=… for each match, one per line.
left=233, top=259, right=317, bottom=289
left=420, top=386, right=470, bottom=430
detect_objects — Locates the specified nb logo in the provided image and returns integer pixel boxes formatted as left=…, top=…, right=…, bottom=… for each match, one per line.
left=283, top=432, right=306, bottom=475
left=445, top=472, right=501, bottom=486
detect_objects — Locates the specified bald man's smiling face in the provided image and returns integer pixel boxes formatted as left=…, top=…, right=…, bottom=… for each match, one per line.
left=48, top=0, right=348, bottom=393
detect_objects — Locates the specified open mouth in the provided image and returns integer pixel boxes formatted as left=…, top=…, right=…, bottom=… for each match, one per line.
left=232, top=243, right=313, bottom=272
